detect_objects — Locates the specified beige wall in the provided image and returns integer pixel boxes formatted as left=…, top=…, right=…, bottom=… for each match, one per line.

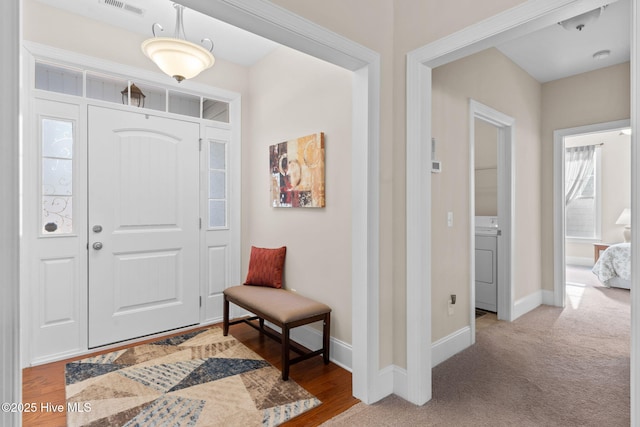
left=246, top=46, right=353, bottom=342
left=270, top=0, right=397, bottom=367
left=565, top=131, right=631, bottom=262
left=272, top=0, right=527, bottom=369
left=431, top=47, right=541, bottom=340
left=475, top=119, right=499, bottom=216
left=541, top=62, right=631, bottom=288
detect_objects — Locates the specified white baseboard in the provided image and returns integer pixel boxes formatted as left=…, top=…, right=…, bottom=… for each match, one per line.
left=541, top=289, right=554, bottom=305
left=368, top=364, right=408, bottom=403
left=513, top=289, right=554, bottom=320
left=566, top=256, right=593, bottom=267
left=392, top=365, right=409, bottom=400
left=431, top=326, right=472, bottom=367
left=264, top=321, right=353, bottom=372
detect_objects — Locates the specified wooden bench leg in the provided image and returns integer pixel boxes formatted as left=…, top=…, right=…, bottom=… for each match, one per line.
left=223, top=295, right=229, bottom=336
left=323, top=313, right=330, bottom=365
left=282, top=324, right=290, bottom=381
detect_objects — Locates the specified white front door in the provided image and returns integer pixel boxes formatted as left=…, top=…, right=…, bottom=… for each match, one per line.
left=88, top=106, right=200, bottom=347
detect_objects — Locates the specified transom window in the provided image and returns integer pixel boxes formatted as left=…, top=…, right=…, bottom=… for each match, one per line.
left=35, top=61, right=230, bottom=123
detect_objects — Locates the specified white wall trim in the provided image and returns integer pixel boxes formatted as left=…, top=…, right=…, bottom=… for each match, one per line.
left=406, top=0, right=618, bottom=408
left=1, top=1, right=21, bottom=425
left=629, top=2, right=640, bottom=423
left=553, top=119, right=631, bottom=308
left=431, top=327, right=472, bottom=368
left=513, top=290, right=553, bottom=320
left=182, top=0, right=382, bottom=404
left=392, top=366, right=409, bottom=401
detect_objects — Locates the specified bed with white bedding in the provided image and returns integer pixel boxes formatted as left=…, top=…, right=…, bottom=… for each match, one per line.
left=592, top=242, right=631, bottom=289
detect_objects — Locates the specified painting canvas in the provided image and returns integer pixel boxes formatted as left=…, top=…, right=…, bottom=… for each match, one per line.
left=270, top=133, right=325, bottom=208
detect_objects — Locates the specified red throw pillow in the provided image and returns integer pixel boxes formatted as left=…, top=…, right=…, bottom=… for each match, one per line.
left=244, top=246, right=287, bottom=288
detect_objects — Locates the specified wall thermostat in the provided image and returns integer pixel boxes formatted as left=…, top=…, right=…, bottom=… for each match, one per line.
left=431, top=138, right=441, bottom=173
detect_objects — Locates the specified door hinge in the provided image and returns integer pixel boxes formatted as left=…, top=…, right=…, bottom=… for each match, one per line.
left=199, top=138, right=203, bottom=151
left=199, top=296, right=202, bottom=307
left=199, top=217, right=202, bottom=229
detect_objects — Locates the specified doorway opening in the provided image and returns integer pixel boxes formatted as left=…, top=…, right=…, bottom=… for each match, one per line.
left=469, top=100, right=514, bottom=343
left=553, top=119, right=632, bottom=307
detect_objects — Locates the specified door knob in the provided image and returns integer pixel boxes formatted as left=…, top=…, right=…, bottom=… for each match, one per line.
left=93, top=242, right=103, bottom=250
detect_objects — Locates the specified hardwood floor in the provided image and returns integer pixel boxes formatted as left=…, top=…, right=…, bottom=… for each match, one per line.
left=22, top=322, right=358, bottom=427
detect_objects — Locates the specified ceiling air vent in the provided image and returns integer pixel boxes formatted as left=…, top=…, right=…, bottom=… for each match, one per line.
left=99, top=0, right=145, bottom=16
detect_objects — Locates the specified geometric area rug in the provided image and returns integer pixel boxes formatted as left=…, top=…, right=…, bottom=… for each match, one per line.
left=65, top=327, right=321, bottom=427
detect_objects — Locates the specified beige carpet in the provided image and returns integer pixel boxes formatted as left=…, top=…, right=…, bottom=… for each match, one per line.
left=323, top=276, right=630, bottom=426
left=65, top=327, right=320, bottom=427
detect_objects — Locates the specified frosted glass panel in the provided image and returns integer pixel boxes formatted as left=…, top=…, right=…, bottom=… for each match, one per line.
left=208, top=140, right=227, bottom=228
left=42, top=158, right=72, bottom=195
left=210, top=141, right=226, bottom=169
left=42, top=196, right=73, bottom=234
left=209, top=171, right=225, bottom=199
left=42, top=119, right=73, bottom=158
left=209, top=200, right=226, bottom=228
left=42, top=118, right=74, bottom=234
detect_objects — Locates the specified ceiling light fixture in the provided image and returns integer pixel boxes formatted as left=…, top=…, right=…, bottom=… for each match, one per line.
left=559, top=6, right=606, bottom=31
left=141, top=3, right=215, bottom=82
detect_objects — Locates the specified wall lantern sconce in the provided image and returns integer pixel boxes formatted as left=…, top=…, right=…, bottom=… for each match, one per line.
left=121, top=83, right=146, bottom=107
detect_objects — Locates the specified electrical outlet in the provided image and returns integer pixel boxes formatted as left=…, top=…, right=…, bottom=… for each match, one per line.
left=447, top=211, right=453, bottom=227
left=448, top=302, right=454, bottom=316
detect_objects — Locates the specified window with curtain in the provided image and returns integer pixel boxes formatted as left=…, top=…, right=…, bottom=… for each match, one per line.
left=565, top=144, right=600, bottom=239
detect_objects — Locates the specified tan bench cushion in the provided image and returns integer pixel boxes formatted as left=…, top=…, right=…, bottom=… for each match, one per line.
left=224, top=285, right=331, bottom=324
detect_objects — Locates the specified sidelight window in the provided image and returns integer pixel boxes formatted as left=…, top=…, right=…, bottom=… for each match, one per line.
left=41, top=118, right=74, bottom=234
left=208, top=140, right=227, bottom=228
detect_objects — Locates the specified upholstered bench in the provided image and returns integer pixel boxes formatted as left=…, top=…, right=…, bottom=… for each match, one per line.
left=223, top=284, right=331, bottom=381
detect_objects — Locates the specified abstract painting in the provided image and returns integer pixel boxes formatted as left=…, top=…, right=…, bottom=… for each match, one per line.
left=270, top=133, right=325, bottom=208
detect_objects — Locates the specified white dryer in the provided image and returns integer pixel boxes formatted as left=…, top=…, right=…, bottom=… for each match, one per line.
left=475, top=217, right=498, bottom=312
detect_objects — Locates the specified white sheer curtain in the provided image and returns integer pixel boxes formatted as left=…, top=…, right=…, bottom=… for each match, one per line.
left=565, top=145, right=595, bottom=205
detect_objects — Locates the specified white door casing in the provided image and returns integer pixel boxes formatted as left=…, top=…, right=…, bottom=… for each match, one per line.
left=469, top=100, right=515, bottom=330
left=88, top=106, right=200, bottom=347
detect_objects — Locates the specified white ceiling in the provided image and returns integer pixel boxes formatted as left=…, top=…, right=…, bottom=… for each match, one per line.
left=34, top=0, right=279, bottom=67
left=35, top=0, right=630, bottom=82
left=497, top=0, right=630, bottom=83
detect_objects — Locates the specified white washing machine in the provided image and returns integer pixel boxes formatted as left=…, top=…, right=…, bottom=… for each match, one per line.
left=475, top=217, right=498, bottom=312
